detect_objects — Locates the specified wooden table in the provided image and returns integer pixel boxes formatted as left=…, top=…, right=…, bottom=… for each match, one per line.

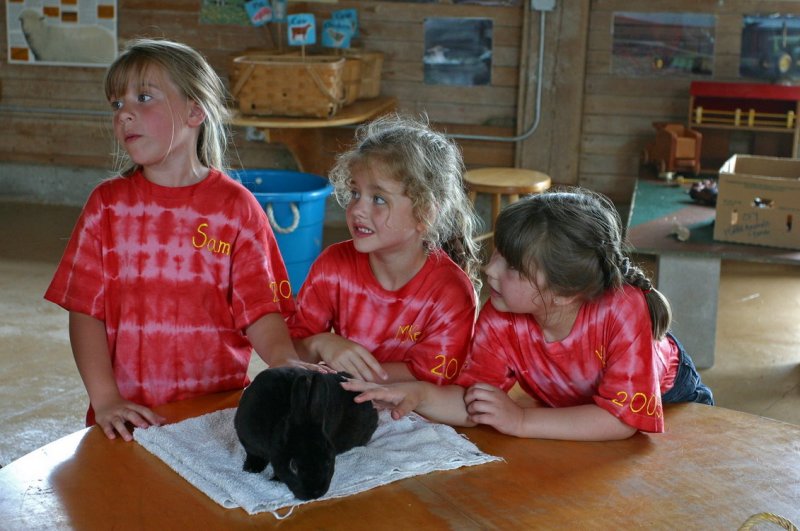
left=229, top=96, right=397, bottom=177
left=2, top=391, right=798, bottom=530
left=627, top=178, right=800, bottom=369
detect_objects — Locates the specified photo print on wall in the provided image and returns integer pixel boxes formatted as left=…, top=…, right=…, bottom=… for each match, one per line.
left=423, top=17, right=493, bottom=86
left=7, top=1, right=117, bottom=66
left=740, top=14, right=800, bottom=83
left=612, top=12, right=715, bottom=77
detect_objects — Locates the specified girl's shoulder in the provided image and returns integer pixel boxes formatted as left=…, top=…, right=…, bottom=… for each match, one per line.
left=582, top=284, right=649, bottom=329
left=312, top=240, right=361, bottom=272
left=95, top=172, right=137, bottom=191
left=475, top=299, right=539, bottom=339
left=206, top=169, right=254, bottom=197
left=318, top=239, right=357, bottom=260
left=86, top=172, right=140, bottom=205
left=202, top=169, right=266, bottom=211
left=597, top=284, right=647, bottom=309
left=409, top=248, right=475, bottom=298
left=478, top=298, right=527, bottom=326
left=305, top=240, right=371, bottom=291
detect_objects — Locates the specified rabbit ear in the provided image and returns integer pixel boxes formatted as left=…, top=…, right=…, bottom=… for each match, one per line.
left=308, top=373, right=331, bottom=410
left=308, top=373, right=335, bottom=432
left=289, top=372, right=314, bottom=423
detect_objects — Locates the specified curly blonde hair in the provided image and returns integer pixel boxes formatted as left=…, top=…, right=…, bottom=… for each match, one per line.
left=329, top=113, right=482, bottom=293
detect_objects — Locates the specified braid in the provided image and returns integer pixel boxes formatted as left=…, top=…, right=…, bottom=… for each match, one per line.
left=596, top=241, right=616, bottom=290
left=594, top=205, right=670, bottom=339
left=617, top=256, right=652, bottom=292
left=616, top=254, right=671, bottom=339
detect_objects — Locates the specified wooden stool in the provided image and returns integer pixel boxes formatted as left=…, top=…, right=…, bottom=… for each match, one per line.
left=464, top=167, right=551, bottom=244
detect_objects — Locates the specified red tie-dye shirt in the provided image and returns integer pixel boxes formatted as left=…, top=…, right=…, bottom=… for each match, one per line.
left=455, top=285, right=680, bottom=432
left=45, top=169, right=294, bottom=421
left=289, top=240, right=477, bottom=384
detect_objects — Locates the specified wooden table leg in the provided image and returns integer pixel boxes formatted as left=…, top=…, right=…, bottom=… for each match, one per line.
left=655, top=254, right=721, bottom=369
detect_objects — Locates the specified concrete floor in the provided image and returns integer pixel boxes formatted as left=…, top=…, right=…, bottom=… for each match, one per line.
left=1, top=198, right=799, bottom=466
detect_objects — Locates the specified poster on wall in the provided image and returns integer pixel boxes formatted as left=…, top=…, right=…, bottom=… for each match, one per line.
left=6, top=1, right=117, bottom=66
left=200, top=0, right=325, bottom=26
left=200, top=0, right=250, bottom=25
left=453, top=0, right=520, bottom=5
left=423, top=17, right=492, bottom=86
left=740, top=14, right=800, bottom=83
left=612, top=12, right=715, bottom=77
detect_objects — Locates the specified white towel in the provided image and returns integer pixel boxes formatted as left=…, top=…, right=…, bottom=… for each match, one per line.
left=134, top=408, right=502, bottom=517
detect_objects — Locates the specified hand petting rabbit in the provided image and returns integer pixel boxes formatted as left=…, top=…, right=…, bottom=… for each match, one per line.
left=234, top=367, right=378, bottom=500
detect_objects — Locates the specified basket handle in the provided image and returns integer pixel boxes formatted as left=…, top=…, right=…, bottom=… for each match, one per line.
left=266, top=203, right=300, bottom=234
left=306, top=64, right=346, bottom=107
left=231, top=63, right=256, bottom=98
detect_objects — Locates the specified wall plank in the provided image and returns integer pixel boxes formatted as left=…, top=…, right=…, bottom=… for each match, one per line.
left=0, top=0, right=525, bottom=175
left=5, top=1, right=800, bottom=206
left=580, top=0, right=800, bottom=203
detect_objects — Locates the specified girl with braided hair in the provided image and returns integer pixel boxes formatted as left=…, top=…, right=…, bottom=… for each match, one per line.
left=344, top=187, right=713, bottom=441
left=289, top=113, right=481, bottom=385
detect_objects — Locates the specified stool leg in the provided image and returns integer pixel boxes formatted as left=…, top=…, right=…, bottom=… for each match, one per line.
left=491, top=194, right=502, bottom=227
left=486, top=194, right=502, bottom=254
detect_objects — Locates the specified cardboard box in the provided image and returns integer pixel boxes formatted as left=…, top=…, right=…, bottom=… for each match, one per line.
left=714, top=155, right=800, bottom=250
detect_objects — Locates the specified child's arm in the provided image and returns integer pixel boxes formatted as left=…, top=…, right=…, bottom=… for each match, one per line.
left=342, top=379, right=474, bottom=426
left=68, top=312, right=165, bottom=441
left=380, top=362, right=416, bottom=382
left=294, top=332, right=389, bottom=382
left=246, top=313, right=301, bottom=367
left=464, top=383, right=637, bottom=441
left=346, top=379, right=636, bottom=440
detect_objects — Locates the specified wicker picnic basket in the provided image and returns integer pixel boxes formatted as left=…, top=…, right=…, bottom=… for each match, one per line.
left=344, top=49, right=384, bottom=99
left=230, top=54, right=347, bottom=118
left=278, top=50, right=361, bottom=105
left=341, top=56, right=363, bottom=105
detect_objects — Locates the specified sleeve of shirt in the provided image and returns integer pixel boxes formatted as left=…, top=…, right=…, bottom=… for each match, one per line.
left=288, top=247, right=338, bottom=339
left=230, top=192, right=296, bottom=330
left=592, top=290, right=665, bottom=433
left=454, top=301, right=518, bottom=392
left=43, top=187, right=106, bottom=320
left=403, top=279, right=476, bottom=385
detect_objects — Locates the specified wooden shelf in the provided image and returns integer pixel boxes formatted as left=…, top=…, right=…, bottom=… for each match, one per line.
left=691, top=123, right=796, bottom=134
left=688, top=81, right=800, bottom=159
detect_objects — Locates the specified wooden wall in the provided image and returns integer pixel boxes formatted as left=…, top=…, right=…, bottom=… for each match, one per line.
left=0, top=1, right=527, bottom=180
left=4, top=1, right=800, bottom=204
left=582, top=0, right=800, bottom=202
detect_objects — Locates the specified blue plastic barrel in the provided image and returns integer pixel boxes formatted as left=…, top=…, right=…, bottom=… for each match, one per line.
left=232, top=169, right=334, bottom=293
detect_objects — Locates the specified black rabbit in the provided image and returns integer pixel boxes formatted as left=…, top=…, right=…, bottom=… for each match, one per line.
left=234, top=367, right=378, bottom=500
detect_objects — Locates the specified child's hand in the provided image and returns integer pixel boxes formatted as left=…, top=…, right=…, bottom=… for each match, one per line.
left=341, top=379, right=421, bottom=420
left=93, top=398, right=166, bottom=442
left=313, top=334, right=388, bottom=382
left=464, top=383, right=525, bottom=436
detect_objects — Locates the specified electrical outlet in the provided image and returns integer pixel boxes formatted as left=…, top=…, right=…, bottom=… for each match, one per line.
left=531, top=0, right=556, bottom=11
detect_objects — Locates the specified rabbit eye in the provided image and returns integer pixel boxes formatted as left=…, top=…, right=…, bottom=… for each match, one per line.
left=289, top=459, right=298, bottom=475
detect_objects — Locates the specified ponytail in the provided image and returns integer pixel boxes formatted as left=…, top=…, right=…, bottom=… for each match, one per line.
left=616, top=257, right=672, bottom=339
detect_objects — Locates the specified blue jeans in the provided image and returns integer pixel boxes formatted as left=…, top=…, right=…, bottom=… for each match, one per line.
left=661, top=333, right=715, bottom=406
